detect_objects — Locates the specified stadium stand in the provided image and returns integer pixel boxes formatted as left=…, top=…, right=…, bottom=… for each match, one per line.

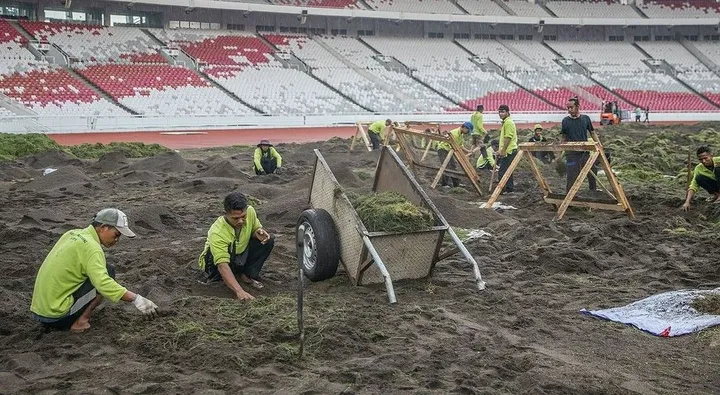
left=549, top=41, right=715, bottom=111
left=638, top=41, right=720, bottom=106
left=545, top=0, right=641, bottom=18
left=317, top=35, right=455, bottom=112
left=267, top=0, right=365, bottom=8
left=19, top=21, right=165, bottom=64
left=457, top=0, right=510, bottom=15
left=150, top=29, right=365, bottom=115
left=503, top=0, right=552, bottom=16
left=364, top=0, right=464, bottom=14
left=363, top=36, right=556, bottom=111
left=75, top=64, right=255, bottom=115
left=639, top=0, right=720, bottom=18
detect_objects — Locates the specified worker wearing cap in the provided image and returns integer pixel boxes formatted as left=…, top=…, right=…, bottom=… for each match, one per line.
left=529, top=124, right=555, bottom=164
left=368, top=119, right=391, bottom=150
left=30, top=209, right=158, bottom=332
left=476, top=139, right=497, bottom=171
left=199, top=192, right=273, bottom=301
left=437, top=122, right=473, bottom=188
left=253, top=140, right=283, bottom=175
left=470, top=104, right=487, bottom=148
left=497, top=104, right=518, bottom=193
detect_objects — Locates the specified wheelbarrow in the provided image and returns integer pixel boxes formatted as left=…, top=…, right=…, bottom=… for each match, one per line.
left=295, top=146, right=486, bottom=304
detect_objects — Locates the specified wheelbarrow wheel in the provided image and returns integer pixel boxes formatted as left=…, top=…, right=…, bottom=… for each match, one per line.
left=296, top=208, right=340, bottom=282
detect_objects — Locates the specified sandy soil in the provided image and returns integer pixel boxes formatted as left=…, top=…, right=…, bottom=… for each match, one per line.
left=1, top=125, right=720, bottom=395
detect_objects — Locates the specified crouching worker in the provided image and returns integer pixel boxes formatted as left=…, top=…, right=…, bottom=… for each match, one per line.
left=30, top=209, right=158, bottom=332
left=199, top=192, right=274, bottom=301
left=254, top=140, right=283, bottom=175
left=681, top=146, right=720, bottom=211
left=476, top=139, right=497, bottom=171
left=368, top=119, right=392, bottom=150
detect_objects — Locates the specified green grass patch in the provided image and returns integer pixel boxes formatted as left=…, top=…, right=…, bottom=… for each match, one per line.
left=347, top=191, right=435, bottom=233
left=0, top=133, right=168, bottom=161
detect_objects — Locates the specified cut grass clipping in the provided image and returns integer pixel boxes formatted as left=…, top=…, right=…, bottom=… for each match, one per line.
left=691, top=294, right=720, bottom=315
left=348, top=191, right=434, bottom=233
left=0, top=133, right=168, bottom=161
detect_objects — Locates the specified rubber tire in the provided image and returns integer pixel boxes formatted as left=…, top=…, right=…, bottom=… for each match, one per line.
left=296, top=208, right=340, bottom=282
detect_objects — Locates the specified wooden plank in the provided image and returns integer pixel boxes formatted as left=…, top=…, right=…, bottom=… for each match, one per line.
left=526, top=154, right=552, bottom=196
left=448, top=133, right=483, bottom=196
left=556, top=150, right=600, bottom=221
left=546, top=192, right=619, bottom=205
left=420, top=137, right=434, bottom=162
left=411, top=161, right=472, bottom=178
left=589, top=131, right=635, bottom=219
left=485, top=150, right=525, bottom=209
left=543, top=197, right=626, bottom=211
left=431, top=149, right=454, bottom=189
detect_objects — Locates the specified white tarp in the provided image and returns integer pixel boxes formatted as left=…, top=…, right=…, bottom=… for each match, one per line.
left=581, top=288, right=720, bottom=337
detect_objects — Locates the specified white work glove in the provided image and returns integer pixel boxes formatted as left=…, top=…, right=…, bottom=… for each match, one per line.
left=132, top=295, right=159, bottom=318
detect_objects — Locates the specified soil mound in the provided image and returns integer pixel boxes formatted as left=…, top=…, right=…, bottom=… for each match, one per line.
left=124, top=205, right=181, bottom=234
left=127, top=151, right=195, bottom=173
left=87, top=151, right=130, bottom=173
left=195, top=160, right=249, bottom=179
left=23, top=150, right=82, bottom=169
left=0, top=162, right=38, bottom=181
left=18, top=166, right=93, bottom=194
left=113, top=170, right=163, bottom=185
left=176, top=177, right=242, bottom=193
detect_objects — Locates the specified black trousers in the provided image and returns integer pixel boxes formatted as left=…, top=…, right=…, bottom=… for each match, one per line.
left=696, top=169, right=720, bottom=194
left=255, top=157, right=278, bottom=175
left=532, top=151, right=555, bottom=164
left=437, top=148, right=460, bottom=187
left=205, top=237, right=274, bottom=281
left=566, top=152, right=597, bottom=192
left=37, top=265, right=116, bottom=331
left=498, top=150, right=517, bottom=192
left=368, top=132, right=381, bottom=150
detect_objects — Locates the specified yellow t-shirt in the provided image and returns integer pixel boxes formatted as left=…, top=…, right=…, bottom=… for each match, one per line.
left=499, top=117, right=518, bottom=153
left=198, top=207, right=263, bottom=270
left=30, top=225, right=127, bottom=318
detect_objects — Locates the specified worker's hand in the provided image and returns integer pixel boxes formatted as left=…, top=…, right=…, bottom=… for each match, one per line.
left=497, top=151, right=507, bottom=158
left=132, top=295, right=159, bottom=318
left=275, top=167, right=283, bottom=175
left=255, top=228, right=271, bottom=244
left=680, top=202, right=690, bottom=212
left=236, top=290, right=256, bottom=301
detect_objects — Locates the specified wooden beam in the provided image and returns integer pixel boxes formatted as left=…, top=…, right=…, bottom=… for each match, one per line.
left=555, top=150, right=600, bottom=221
left=486, top=150, right=525, bottom=208
left=543, top=196, right=627, bottom=211
left=431, top=149, right=454, bottom=188
left=526, top=154, right=552, bottom=196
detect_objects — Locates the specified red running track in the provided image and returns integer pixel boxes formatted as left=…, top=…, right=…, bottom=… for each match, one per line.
left=48, top=121, right=695, bottom=149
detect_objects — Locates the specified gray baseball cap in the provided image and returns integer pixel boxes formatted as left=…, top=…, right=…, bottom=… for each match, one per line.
left=94, top=208, right=136, bottom=238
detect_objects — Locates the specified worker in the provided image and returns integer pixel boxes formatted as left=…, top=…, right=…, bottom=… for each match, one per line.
left=199, top=192, right=274, bottom=301
left=470, top=104, right=486, bottom=148
left=436, top=122, right=473, bottom=188
left=254, top=139, right=283, bottom=175
left=529, top=124, right=555, bottom=164
left=635, top=107, right=642, bottom=123
left=30, top=208, right=158, bottom=332
left=681, top=146, right=720, bottom=211
left=561, top=97, right=597, bottom=193
left=644, top=107, right=650, bottom=123
left=497, top=104, right=518, bottom=193
left=368, top=119, right=391, bottom=150
left=476, top=139, right=497, bottom=171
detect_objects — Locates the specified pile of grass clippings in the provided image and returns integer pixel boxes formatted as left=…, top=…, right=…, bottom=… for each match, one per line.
left=348, top=191, right=435, bottom=233
left=0, top=133, right=168, bottom=161
left=691, top=294, right=720, bottom=315
left=66, top=142, right=168, bottom=159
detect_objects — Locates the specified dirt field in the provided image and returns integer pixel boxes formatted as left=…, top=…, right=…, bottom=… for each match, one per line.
left=1, top=123, right=720, bottom=394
